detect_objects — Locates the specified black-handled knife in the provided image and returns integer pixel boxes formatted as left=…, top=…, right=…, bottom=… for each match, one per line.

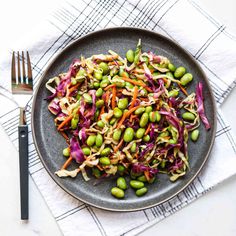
left=18, top=107, right=28, bottom=220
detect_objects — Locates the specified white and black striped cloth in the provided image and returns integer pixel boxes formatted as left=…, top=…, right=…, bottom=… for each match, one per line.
left=0, top=0, right=236, bottom=235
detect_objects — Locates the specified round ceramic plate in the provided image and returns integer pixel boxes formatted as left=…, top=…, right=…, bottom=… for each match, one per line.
left=32, top=27, right=216, bottom=211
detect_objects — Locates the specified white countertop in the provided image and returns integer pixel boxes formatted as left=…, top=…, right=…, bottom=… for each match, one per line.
left=0, top=0, right=236, bottom=235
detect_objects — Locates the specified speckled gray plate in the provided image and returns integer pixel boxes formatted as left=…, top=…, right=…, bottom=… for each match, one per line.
left=32, top=27, right=216, bottom=211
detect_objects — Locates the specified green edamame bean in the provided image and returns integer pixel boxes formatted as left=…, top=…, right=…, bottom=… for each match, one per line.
left=112, top=76, right=126, bottom=87
left=99, top=157, right=110, bottom=165
left=125, top=82, right=134, bottom=89
left=130, top=180, right=144, bottom=189
left=155, top=111, right=161, bottom=122
left=159, top=131, right=169, bottom=137
left=139, top=113, right=149, bottom=127
left=136, top=187, right=148, bottom=197
left=118, top=98, right=128, bottom=110
left=86, top=135, right=96, bottom=147
left=126, top=49, right=135, bottom=63
left=119, top=67, right=129, bottom=77
left=114, top=107, right=123, bottom=118
left=117, top=177, right=127, bottom=190
left=166, top=71, right=174, bottom=78
left=180, top=73, right=193, bottom=86
left=168, top=89, right=179, bottom=97
left=99, top=62, right=109, bottom=74
left=92, top=167, right=101, bottom=178
left=96, top=88, right=103, bottom=97
left=113, top=129, right=122, bottom=141
left=101, top=147, right=111, bottom=156
left=94, top=109, right=100, bottom=120
left=123, top=127, right=134, bottom=142
left=136, top=128, right=145, bottom=139
left=63, top=147, right=70, bottom=157
left=182, top=112, right=195, bottom=121
left=77, top=69, right=85, bottom=76
left=82, top=147, right=90, bottom=156
left=117, top=164, right=126, bottom=173
left=134, top=107, right=146, bottom=115
left=93, top=82, right=100, bottom=89
left=174, top=66, right=186, bottom=78
left=96, top=100, right=104, bottom=108
left=143, top=134, right=150, bottom=142
left=83, top=93, right=93, bottom=104
left=168, top=63, right=176, bottom=72
left=109, top=117, right=117, bottom=125
left=137, top=175, right=147, bottom=182
left=160, top=160, right=166, bottom=168
left=191, top=129, right=200, bottom=141
left=95, top=133, right=103, bottom=147
left=97, top=120, right=105, bottom=128
left=71, top=117, right=79, bottom=129
left=100, top=78, right=110, bottom=88
left=94, top=71, right=103, bottom=80
left=111, top=187, right=124, bottom=199
left=169, top=139, right=177, bottom=144
left=149, top=111, right=157, bottom=122
left=71, top=77, right=77, bottom=85
left=145, top=106, right=153, bottom=113
left=130, top=142, right=137, bottom=153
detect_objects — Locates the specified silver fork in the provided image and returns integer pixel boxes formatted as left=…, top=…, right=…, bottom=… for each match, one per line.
left=11, top=51, right=33, bottom=220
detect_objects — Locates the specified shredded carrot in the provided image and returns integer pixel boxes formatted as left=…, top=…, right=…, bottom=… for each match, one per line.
left=117, top=105, right=144, bottom=129
left=145, top=123, right=151, bottom=135
left=122, top=77, right=146, bottom=87
left=98, top=106, right=105, bottom=120
left=130, top=86, right=138, bottom=109
left=61, top=156, right=73, bottom=170
left=104, top=84, right=116, bottom=91
left=111, top=85, right=116, bottom=109
left=57, top=114, right=73, bottom=130
left=114, top=138, right=124, bottom=152
left=60, top=131, right=70, bottom=144
left=129, top=114, right=137, bottom=122
left=144, top=170, right=150, bottom=182
left=68, top=82, right=81, bottom=94
left=178, top=83, right=188, bottom=96
left=145, top=86, right=153, bottom=93
left=105, top=91, right=110, bottom=104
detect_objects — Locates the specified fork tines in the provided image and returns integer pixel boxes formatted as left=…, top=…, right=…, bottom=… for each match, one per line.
left=11, top=51, right=33, bottom=94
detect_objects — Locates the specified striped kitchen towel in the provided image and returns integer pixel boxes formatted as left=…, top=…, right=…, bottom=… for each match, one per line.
left=0, top=0, right=236, bottom=235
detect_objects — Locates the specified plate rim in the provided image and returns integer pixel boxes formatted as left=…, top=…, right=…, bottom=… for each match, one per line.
left=31, top=26, right=217, bottom=212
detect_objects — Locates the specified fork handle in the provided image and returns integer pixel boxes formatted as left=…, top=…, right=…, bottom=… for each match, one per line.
left=19, top=125, right=28, bottom=220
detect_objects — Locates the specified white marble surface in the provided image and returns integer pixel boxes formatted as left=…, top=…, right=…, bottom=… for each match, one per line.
left=0, top=0, right=236, bottom=235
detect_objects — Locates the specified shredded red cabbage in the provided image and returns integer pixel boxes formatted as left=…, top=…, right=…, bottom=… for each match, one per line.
left=196, top=82, right=211, bottom=130
left=70, top=136, right=85, bottom=163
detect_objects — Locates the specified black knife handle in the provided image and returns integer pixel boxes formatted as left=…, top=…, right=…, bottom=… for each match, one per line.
left=19, top=125, right=29, bottom=220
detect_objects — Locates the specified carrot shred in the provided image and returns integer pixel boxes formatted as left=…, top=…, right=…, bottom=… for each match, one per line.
left=178, top=83, right=188, bottom=96
left=144, top=170, right=150, bottom=182
left=104, top=84, right=116, bottom=91
left=122, top=77, right=146, bottom=87
left=57, top=114, right=73, bottom=130
left=144, top=86, right=153, bottom=92
left=60, top=131, right=70, bottom=144
left=68, top=82, right=81, bottom=94
left=145, top=123, right=151, bottom=135
left=111, top=85, right=116, bottom=109
left=117, top=105, right=143, bottom=129
left=130, top=86, right=138, bottom=109
left=61, top=156, right=73, bottom=170
left=114, top=138, right=124, bottom=152
left=98, top=106, right=105, bottom=120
